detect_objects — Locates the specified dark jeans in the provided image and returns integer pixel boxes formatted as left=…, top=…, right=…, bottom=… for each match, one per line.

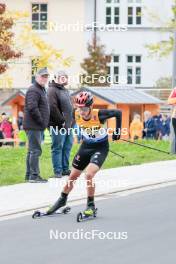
left=51, top=129, right=73, bottom=175
left=26, top=130, right=42, bottom=180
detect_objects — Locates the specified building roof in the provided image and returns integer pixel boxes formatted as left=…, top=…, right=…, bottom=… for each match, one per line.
left=0, top=89, right=19, bottom=114
left=1, top=89, right=26, bottom=106
left=1, top=86, right=163, bottom=106
left=1, top=88, right=76, bottom=106
left=72, top=86, right=163, bottom=104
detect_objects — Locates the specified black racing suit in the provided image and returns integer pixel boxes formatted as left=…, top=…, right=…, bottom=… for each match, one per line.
left=72, top=109, right=122, bottom=170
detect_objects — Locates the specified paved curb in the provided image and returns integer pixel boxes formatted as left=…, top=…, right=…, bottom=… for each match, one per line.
left=1, top=178, right=176, bottom=218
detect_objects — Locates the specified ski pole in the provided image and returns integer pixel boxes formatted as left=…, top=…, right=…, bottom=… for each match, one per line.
left=109, top=148, right=133, bottom=165
left=109, top=149, right=125, bottom=159
left=120, top=138, right=170, bottom=155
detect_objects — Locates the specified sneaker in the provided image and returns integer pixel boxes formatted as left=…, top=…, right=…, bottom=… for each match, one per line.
left=50, top=174, right=62, bottom=178
left=29, top=176, right=48, bottom=183
left=84, top=202, right=95, bottom=216
left=84, top=207, right=95, bottom=216
left=62, top=170, right=71, bottom=176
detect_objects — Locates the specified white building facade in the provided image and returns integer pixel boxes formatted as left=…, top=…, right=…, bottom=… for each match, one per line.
left=0, top=0, right=86, bottom=89
left=0, top=0, right=174, bottom=89
left=85, top=0, right=173, bottom=88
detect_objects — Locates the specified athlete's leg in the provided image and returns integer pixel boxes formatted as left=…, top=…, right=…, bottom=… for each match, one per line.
left=63, top=167, right=82, bottom=193
left=85, top=163, right=99, bottom=197
left=84, top=144, right=109, bottom=215
left=46, top=168, right=82, bottom=215
left=84, top=163, right=99, bottom=214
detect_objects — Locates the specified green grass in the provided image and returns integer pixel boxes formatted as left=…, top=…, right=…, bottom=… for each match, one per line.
left=0, top=140, right=175, bottom=186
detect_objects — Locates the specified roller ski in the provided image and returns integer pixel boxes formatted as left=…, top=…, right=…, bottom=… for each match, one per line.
left=32, top=206, right=71, bottom=219
left=32, top=193, right=69, bottom=219
left=77, top=204, right=98, bottom=222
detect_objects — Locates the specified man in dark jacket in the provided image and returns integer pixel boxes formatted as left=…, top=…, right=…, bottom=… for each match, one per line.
left=143, top=111, right=156, bottom=139
left=48, top=70, right=73, bottom=178
left=161, top=114, right=170, bottom=140
left=153, top=110, right=163, bottom=139
left=23, top=67, right=50, bottom=183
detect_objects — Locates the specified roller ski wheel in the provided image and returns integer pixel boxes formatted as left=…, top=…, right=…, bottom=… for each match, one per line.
left=32, top=206, right=71, bottom=219
left=76, top=208, right=98, bottom=222
left=62, top=207, right=71, bottom=214
left=32, top=210, right=41, bottom=219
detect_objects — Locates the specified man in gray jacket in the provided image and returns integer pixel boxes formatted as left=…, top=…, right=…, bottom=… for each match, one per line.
left=47, top=71, right=73, bottom=178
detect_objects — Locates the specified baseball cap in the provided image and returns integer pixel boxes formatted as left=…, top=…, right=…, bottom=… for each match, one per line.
left=36, top=67, right=49, bottom=76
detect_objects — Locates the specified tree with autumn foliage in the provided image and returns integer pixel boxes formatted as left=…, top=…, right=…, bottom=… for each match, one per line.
left=146, top=1, right=176, bottom=58
left=0, top=3, right=22, bottom=74
left=80, top=38, right=111, bottom=86
left=20, top=25, right=72, bottom=71
left=0, top=3, right=71, bottom=87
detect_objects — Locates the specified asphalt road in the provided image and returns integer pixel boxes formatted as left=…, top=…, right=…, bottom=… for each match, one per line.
left=0, top=185, right=176, bottom=264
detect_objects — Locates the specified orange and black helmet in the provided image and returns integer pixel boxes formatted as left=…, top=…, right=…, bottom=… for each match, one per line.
left=75, top=91, right=93, bottom=107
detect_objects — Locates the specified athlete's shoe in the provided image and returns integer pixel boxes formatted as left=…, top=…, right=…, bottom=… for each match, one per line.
left=46, top=195, right=67, bottom=215
left=84, top=203, right=95, bottom=216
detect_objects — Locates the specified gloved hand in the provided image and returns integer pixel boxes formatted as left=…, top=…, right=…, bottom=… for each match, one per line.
left=112, top=132, right=120, bottom=141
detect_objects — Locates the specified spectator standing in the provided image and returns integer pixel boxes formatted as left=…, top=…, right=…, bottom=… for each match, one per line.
left=129, top=114, right=143, bottom=140
left=161, top=114, right=170, bottom=140
left=23, top=68, right=50, bottom=183
left=48, top=70, right=73, bottom=178
left=17, top=111, right=26, bottom=146
left=0, top=113, right=14, bottom=145
left=153, top=111, right=163, bottom=140
left=17, top=111, right=24, bottom=130
left=143, top=111, right=156, bottom=139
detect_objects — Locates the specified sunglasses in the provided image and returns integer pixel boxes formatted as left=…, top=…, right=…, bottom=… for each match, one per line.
left=78, top=107, right=90, bottom=112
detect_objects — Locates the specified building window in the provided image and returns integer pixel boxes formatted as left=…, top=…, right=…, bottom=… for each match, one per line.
left=128, top=0, right=142, bottom=25
left=136, top=7, right=142, bottom=24
left=128, top=7, right=133, bottom=25
left=106, top=7, right=112, bottom=24
left=127, top=67, right=133, bottom=84
left=127, top=55, right=141, bottom=85
left=107, top=55, right=120, bottom=84
left=136, top=67, right=141, bottom=84
left=31, top=58, right=39, bottom=83
left=32, top=3, right=48, bottom=30
left=106, top=0, right=120, bottom=25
